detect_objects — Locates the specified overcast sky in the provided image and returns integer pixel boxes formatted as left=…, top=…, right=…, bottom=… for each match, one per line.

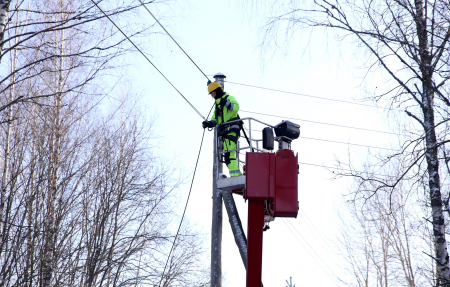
left=106, top=0, right=411, bottom=286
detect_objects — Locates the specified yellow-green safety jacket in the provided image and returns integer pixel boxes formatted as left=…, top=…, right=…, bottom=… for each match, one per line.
left=210, top=93, right=240, bottom=142
left=211, top=93, right=239, bottom=125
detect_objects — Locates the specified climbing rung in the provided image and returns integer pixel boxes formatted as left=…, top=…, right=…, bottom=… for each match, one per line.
left=217, top=175, right=245, bottom=191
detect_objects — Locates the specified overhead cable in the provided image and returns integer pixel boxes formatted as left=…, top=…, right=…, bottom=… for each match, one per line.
left=298, top=206, right=335, bottom=252
left=227, top=81, right=402, bottom=112
left=91, top=2, right=211, bottom=282
left=249, top=128, right=397, bottom=151
left=299, top=161, right=342, bottom=170
left=281, top=219, right=339, bottom=283
left=283, top=219, right=338, bottom=278
left=158, top=130, right=206, bottom=287
left=300, top=136, right=397, bottom=151
left=299, top=161, right=394, bottom=178
left=91, top=0, right=206, bottom=120
left=137, top=0, right=210, bottom=81
left=241, top=110, right=398, bottom=135
left=158, top=104, right=213, bottom=287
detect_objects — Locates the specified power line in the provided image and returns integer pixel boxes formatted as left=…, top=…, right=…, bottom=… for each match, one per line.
left=299, top=161, right=359, bottom=173
left=299, top=161, right=340, bottom=170
left=240, top=154, right=392, bottom=178
left=237, top=153, right=342, bottom=173
left=300, top=136, right=397, bottom=151
left=281, top=219, right=339, bottom=284
left=93, top=1, right=215, bottom=277
left=158, top=129, right=206, bottom=287
left=239, top=132, right=391, bottom=175
left=91, top=0, right=206, bottom=120
left=241, top=110, right=398, bottom=135
left=158, top=103, right=214, bottom=286
left=227, top=81, right=403, bottom=112
left=240, top=131, right=393, bottom=175
left=299, top=161, right=396, bottom=178
left=283, top=219, right=337, bottom=278
left=297, top=206, right=335, bottom=252
left=248, top=128, right=397, bottom=151
left=137, top=0, right=210, bottom=81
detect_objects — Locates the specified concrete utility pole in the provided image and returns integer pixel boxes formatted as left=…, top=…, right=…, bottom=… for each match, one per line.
left=211, top=127, right=222, bottom=287
left=211, top=72, right=226, bottom=287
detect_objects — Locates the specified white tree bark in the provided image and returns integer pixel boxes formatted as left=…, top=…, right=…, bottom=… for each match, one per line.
left=0, top=0, right=11, bottom=57
left=0, top=8, right=15, bottom=275
left=249, top=0, right=450, bottom=284
left=0, top=71, right=12, bottom=287
left=42, top=10, right=64, bottom=285
left=414, top=0, right=450, bottom=283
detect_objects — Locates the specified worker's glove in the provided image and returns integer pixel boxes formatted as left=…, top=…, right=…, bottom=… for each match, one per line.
left=202, top=120, right=215, bottom=129
left=219, top=97, right=228, bottom=107
left=207, top=79, right=211, bottom=86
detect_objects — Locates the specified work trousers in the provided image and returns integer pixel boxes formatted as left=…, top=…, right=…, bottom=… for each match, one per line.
left=222, top=132, right=242, bottom=177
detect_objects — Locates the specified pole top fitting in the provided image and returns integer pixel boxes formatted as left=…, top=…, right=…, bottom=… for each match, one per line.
left=213, top=72, right=226, bottom=79
left=213, top=72, right=226, bottom=89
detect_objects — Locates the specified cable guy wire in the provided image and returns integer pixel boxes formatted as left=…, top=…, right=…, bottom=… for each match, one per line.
left=91, top=0, right=206, bottom=120
left=137, top=0, right=210, bottom=81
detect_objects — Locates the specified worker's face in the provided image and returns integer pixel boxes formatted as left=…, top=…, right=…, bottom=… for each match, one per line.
left=210, top=91, right=216, bottom=99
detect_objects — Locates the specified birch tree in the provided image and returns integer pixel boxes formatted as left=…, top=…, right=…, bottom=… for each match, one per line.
left=248, top=0, right=450, bottom=284
left=0, top=89, right=209, bottom=287
left=338, top=163, right=435, bottom=286
left=0, top=0, right=149, bottom=114
left=0, top=0, right=11, bottom=57
left=0, top=0, right=210, bottom=286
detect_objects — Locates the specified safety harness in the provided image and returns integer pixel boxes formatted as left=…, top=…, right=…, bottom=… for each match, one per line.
left=215, top=95, right=241, bottom=143
left=215, top=94, right=253, bottom=159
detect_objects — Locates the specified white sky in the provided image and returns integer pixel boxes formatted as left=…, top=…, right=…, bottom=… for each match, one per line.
left=110, top=0, right=412, bottom=286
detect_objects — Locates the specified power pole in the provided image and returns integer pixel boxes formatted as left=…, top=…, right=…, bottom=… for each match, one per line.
left=211, top=127, right=222, bottom=287
left=211, top=72, right=226, bottom=287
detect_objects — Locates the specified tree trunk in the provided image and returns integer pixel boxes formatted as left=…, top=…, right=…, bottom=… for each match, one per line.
left=42, top=15, right=64, bottom=286
left=0, top=0, right=11, bottom=59
left=0, top=65, right=12, bottom=287
left=42, top=93, right=60, bottom=287
left=0, top=88, right=11, bottom=250
left=25, top=105, right=38, bottom=287
left=415, top=0, right=450, bottom=284
left=0, top=19, right=16, bottom=282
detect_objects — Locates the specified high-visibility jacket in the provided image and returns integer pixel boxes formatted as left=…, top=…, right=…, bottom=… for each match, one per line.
left=210, top=93, right=240, bottom=126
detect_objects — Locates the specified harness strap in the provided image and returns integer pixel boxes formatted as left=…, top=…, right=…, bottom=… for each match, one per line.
left=214, top=95, right=230, bottom=123
left=225, top=124, right=240, bottom=134
left=222, top=134, right=238, bottom=143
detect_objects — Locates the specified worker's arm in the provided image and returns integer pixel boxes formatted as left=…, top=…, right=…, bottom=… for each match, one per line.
left=210, top=109, right=218, bottom=126
left=201, top=108, right=217, bottom=129
left=223, top=95, right=239, bottom=118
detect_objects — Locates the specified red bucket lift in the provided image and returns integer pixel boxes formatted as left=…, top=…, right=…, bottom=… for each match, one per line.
left=243, top=121, right=299, bottom=287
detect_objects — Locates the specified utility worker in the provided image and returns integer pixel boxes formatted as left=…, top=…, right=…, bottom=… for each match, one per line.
left=202, top=82, right=242, bottom=177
